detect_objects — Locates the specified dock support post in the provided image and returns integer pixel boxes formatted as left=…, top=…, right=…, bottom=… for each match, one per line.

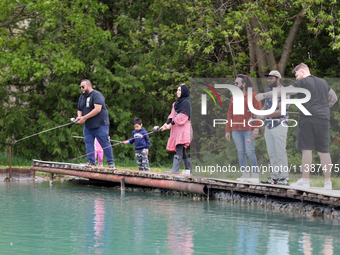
left=50, top=173, right=54, bottom=184
left=9, top=146, right=12, bottom=180
left=207, top=187, right=210, bottom=200
left=265, top=194, right=268, bottom=207
left=231, top=189, right=234, bottom=202
left=121, top=177, right=125, bottom=192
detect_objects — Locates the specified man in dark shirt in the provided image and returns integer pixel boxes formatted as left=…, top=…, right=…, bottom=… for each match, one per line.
left=256, top=63, right=338, bottom=190
left=76, top=79, right=115, bottom=169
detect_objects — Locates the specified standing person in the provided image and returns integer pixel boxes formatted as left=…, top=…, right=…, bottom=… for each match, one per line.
left=256, top=70, right=290, bottom=186
left=94, top=138, right=103, bottom=167
left=161, top=84, right=192, bottom=174
left=123, top=117, right=151, bottom=171
left=76, top=79, right=115, bottom=169
left=255, top=63, right=338, bottom=189
left=225, top=74, right=261, bottom=183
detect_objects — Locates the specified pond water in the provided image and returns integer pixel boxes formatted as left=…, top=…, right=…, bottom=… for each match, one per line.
left=1, top=181, right=339, bottom=255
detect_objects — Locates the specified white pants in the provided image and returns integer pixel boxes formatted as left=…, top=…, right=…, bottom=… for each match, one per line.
left=264, top=124, right=289, bottom=179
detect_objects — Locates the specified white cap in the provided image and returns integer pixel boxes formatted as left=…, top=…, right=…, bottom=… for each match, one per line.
left=264, top=70, right=281, bottom=79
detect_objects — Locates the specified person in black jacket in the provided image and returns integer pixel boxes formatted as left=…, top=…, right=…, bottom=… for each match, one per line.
left=124, top=118, right=151, bottom=171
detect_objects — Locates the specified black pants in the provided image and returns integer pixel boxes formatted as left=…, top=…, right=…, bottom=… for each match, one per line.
left=176, top=144, right=188, bottom=159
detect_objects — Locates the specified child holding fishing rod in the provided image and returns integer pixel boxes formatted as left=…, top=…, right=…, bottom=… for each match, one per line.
left=124, top=118, right=151, bottom=171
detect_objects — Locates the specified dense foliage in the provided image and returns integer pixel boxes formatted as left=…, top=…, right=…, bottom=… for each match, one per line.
left=1, top=0, right=340, bottom=170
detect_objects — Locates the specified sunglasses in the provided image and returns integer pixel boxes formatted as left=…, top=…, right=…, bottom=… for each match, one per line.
left=293, top=69, right=300, bottom=75
left=234, top=81, right=240, bottom=85
left=80, top=86, right=85, bottom=89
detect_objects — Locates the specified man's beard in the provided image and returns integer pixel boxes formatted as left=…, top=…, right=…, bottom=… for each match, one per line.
left=268, top=82, right=276, bottom=89
left=82, top=89, right=89, bottom=95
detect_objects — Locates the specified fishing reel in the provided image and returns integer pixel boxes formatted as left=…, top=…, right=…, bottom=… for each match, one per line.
left=152, top=126, right=163, bottom=132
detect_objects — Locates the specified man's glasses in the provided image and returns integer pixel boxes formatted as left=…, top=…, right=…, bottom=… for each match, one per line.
left=80, top=86, right=85, bottom=89
left=293, top=69, right=300, bottom=75
left=234, top=82, right=240, bottom=85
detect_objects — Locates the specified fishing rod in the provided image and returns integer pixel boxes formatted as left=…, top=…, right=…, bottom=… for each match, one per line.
left=6, top=118, right=78, bottom=145
left=73, top=136, right=123, bottom=143
left=167, top=69, right=300, bottom=115
left=70, top=126, right=163, bottom=161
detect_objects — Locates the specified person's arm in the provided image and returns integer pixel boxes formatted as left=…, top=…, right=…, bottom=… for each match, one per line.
left=255, top=85, right=298, bottom=101
left=225, top=100, right=233, bottom=135
left=252, top=95, right=261, bottom=139
left=161, top=103, right=175, bottom=131
left=145, top=134, right=150, bottom=149
left=145, top=134, right=150, bottom=156
left=124, top=136, right=134, bottom=145
left=256, top=104, right=283, bottom=119
left=174, top=113, right=189, bottom=126
left=76, top=104, right=102, bottom=124
left=328, top=88, right=338, bottom=107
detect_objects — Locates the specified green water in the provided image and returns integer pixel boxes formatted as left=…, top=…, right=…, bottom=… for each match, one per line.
left=1, top=181, right=339, bottom=255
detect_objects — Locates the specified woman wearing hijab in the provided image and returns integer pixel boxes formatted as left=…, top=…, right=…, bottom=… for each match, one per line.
left=161, top=84, right=192, bottom=174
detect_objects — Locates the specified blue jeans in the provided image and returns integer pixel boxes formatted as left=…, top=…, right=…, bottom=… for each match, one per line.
left=83, top=125, right=114, bottom=164
left=232, top=130, right=258, bottom=173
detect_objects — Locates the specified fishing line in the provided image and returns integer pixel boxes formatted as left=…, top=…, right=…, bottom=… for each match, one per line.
left=12, top=118, right=78, bottom=144
left=71, top=126, right=163, bottom=161
left=73, top=136, right=123, bottom=143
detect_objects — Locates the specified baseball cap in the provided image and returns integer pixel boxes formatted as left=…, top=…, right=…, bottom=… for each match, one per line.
left=264, top=70, right=281, bottom=79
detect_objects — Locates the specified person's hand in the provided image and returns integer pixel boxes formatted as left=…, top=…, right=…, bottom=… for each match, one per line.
left=123, top=140, right=128, bottom=145
left=161, top=123, right=171, bottom=131
left=225, top=133, right=231, bottom=141
left=145, top=149, right=149, bottom=156
left=255, top=93, right=265, bottom=102
left=75, top=116, right=86, bottom=124
left=252, top=129, right=259, bottom=139
left=255, top=115, right=265, bottom=120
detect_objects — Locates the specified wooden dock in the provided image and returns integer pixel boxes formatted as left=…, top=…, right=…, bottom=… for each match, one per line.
left=30, top=160, right=340, bottom=207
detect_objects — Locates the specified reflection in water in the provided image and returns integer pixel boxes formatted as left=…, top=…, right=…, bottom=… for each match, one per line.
left=94, top=198, right=105, bottom=253
left=323, top=236, right=333, bottom=255
left=1, top=182, right=340, bottom=255
left=303, top=233, right=313, bottom=255
left=236, top=222, right=258, bottom=255
left=266, top=229, right=289, bottom=255
left=168, top=221, right=194, bottom=255
left=302, top=233, right=334, bottom=255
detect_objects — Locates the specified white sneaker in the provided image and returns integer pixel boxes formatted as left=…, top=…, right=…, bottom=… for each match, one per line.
left=247, top=178, right=259, bottom=183
left=291, top=178, right=310, bottom=189
left=324, top=181, right=332, bottom=190
left=247, top=173, right=259, bottom=183
left=236, top=173, right=250, bottom=182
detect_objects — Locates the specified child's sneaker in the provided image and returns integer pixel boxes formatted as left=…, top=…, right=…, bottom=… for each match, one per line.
left=108, top=162, right=116, bottom=169
left=291, top=178, right=310, bottom=189
left=277, top=178, right=289, bottom=186
left=261, top=177, right=278, bottom=185
left=324, top=181, right=332, bottom=190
